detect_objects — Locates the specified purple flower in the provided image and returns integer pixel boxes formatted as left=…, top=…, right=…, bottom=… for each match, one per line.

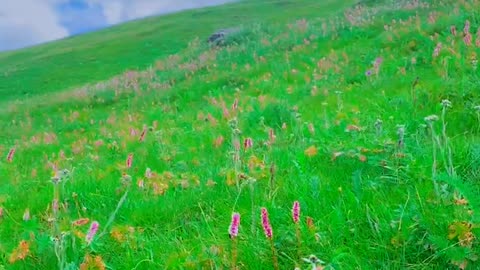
left=365, top=70, right=372, bottom=76
left=229, top=212, right=241, bottom=238
left=244, top=137, right=253, bottom=150
left=86, top=221, right=99, bottom=244
left=292, top=201, right=300, bottom=223
left=261, top=207, right=273, bottom=238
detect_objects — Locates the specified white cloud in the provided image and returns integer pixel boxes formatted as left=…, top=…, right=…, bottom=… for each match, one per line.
left=0, top=0, right=235, bottom=51
left=87, top=0, right=235, bottom=25
left=101, top=2, right=124, bottom=25
left=0, top=0, right=69, bottom=51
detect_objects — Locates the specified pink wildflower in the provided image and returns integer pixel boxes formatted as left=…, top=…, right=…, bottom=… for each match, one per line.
left=232, top=98, right=239, bottom=111
left=229, top=212, right=241, bottom=238
left=94, top=140, right=104, bottom=147
left=86, top=221, right=99, bottom=244
left=450, top=25, right=457, bottom=36
left=292, top=201, right=300, bottom=223
left=126, top=153, right=133, bottom=168
left=244, top=138, right=253, bottom=150
left=464, top=33, right=472, bottom=46
left=139, top=126, right=147, bottom=142
left=223, top=107, right=230, bottom=119
left=433, top=43, right=442, bottom=57
left=269, top=129, right=276, bottom=143
left=261, top=207, right=273, bottom=238
left=129, top=128, right=137, bottom=136
left=6, top=147, right=15, bottom=162
left=464, top=20, right=470, bottom=35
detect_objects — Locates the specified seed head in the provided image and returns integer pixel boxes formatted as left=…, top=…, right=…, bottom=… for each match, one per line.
left=424, top=115, right=439, bottom=122
left=441, top=99, right=452, bottom=108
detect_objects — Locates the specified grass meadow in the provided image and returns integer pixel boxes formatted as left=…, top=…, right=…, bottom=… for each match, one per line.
left=1, top=0, right=480, bottom=269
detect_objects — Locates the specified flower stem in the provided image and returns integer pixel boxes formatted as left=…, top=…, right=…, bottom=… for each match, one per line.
left=231, top=237, right=238, bottom=270
left=295, top=223, right=301, bottom=261
left=269, top=238, right=279, bottom=270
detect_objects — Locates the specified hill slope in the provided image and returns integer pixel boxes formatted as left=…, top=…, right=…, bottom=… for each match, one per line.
left=1, top=0, right=480, bottom=269
left=0, top=0, right=352, bottom=102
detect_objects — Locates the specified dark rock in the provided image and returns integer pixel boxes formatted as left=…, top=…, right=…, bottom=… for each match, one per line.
left=207, top=27, right=241, bottom=46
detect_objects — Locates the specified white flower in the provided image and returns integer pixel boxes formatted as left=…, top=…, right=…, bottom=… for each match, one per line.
left=424, top=115, right=439, bottom=122
left=441, top=99, right=452, bottom=108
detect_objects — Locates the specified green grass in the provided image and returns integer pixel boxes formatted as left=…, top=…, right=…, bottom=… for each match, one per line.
left=1, top=0, right=480, bottom=269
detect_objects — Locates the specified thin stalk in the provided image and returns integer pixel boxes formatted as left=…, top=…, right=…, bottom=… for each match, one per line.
left=428, top=122, right=440, bottom=197
left=269, top=238, right=279, bottom=270
left=295, top=223, right=301, bottom=262
left=441, top=106, right=455, bottom=177
left=250, top=181, right=256, bottom=235
left=231, top=237, right=238, bottom=270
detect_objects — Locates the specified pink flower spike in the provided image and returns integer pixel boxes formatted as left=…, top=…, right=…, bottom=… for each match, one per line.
left=464, top=33, right=472, bottom=46
left=130, top=128, right=137, bottom=136
left=269, top=129, right=276, bottom=143
left=6, top=147, right=15, bottom=162
left=244, top=138, right=253, bottom=150
left=232, top=98, right=239, bottom=111
left=86, top=221, right=99, bottom=244
left=229, top=212, right=241, bottom=238
left=126, top=153, right=133, bottom=168
left=139, top=126, right=147, bottom=142
left=450, top=25, right=457, bottom=36
left=261, top=207, right=273, bottom=238
left=464, top=20, right=471, bottom=34
left=292, top=201, right=300, bottom=223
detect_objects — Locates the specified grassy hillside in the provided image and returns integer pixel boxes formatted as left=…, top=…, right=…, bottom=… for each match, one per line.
left=0, top=0, right=353, bottom=102
left=1, top=0, right=480, bottom=269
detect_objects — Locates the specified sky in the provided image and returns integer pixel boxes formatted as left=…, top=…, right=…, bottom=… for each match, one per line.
left=0, top=0, right=234, bottom=52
